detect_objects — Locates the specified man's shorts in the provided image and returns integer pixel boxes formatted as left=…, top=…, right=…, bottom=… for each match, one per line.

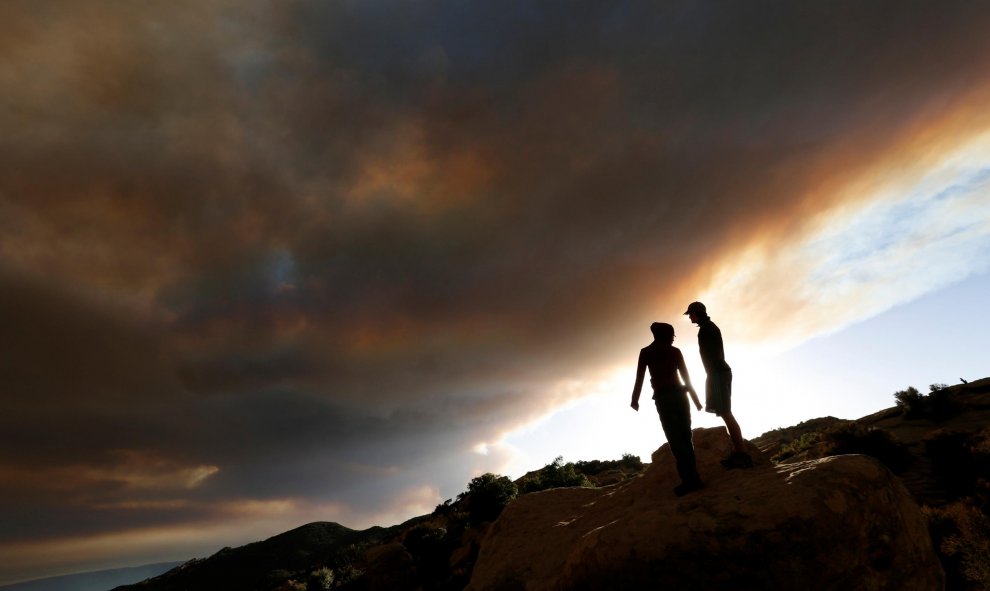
left=705, top=369, right=732, bottom=416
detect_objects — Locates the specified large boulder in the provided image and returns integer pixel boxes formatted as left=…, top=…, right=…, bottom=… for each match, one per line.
left=467, top=427, right=943, bottom=591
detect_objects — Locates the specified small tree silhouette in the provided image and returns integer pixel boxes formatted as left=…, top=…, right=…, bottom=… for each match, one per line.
left=894, top=386, right=924, bottom=418
left=894, top=384, right=957, bottom=420
left=463, top=473, right=517, bottom=523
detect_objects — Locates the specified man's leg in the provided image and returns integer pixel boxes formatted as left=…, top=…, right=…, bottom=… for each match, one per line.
left=722, top=411, right=746, bottom=453
left=711, top=370, right=752, bottom=468
left=719, top=411, right=753, bottom=468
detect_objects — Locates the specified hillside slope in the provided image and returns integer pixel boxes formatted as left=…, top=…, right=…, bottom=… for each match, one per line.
left=113, top=519, right=427, bottom=591
left=120, top=376, right=990, bottom=591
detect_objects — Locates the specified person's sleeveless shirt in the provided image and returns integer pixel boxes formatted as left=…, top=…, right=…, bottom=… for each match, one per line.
left=643, top=343, right=680, bottom=390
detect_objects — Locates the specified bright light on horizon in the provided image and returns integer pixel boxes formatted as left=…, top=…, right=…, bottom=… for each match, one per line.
left=494, top=128, right=990, bottom=477
left=499, top=361, right=728, bottom=473
left=699, top=126, right=990, bottom=355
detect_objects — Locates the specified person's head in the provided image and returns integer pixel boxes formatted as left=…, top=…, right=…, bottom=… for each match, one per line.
left=650, top=322, right=675, bottom=344
left=684, top=301, right=707, bottom=324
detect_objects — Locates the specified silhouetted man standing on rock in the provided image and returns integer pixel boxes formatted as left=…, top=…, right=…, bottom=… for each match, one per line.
left=685, top=301, right=753, bottom=469
left=631, top=322, right=705, bottom=496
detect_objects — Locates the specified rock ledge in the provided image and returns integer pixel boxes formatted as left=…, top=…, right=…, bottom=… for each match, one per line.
left=467, top=427, right=943, bottom=591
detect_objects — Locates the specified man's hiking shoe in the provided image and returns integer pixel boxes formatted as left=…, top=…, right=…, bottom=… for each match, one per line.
left=720, top=452, right=754, bottom=470
left=674, top=479, right=704, bottom=497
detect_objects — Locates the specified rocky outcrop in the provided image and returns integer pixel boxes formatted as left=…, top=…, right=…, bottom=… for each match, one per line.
left=467, top=427, right=943, bottom=591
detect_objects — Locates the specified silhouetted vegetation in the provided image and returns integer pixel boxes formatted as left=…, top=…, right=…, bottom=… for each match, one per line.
left=519, top=456, right=591, bottom=493
left=306, top=567, right=334, bottom=591
left=925, top=429, right=979, bottom=498
left=574, top=453, right=644, bottom=475
left=119, top=376, right=990, bottom=591
left=462, top=473, right=518, bottom=524
left=820, top=422, right=912, bottom=473
left=755, top=417, right=846, bottom=451
left=894, top=386, right=925, bottom=418
left=432, top=498, right=454, bottom=517
left=907, top=422, right=990, bottom=590
left=771, top=431, right=821, bottom=462
left=893, top=384, right=958, bottom=420
left=403, top=525, right=456, bottom=588
left=924, top=503, right=990, bottom=590
left=766, top=419, right=912, bottom=467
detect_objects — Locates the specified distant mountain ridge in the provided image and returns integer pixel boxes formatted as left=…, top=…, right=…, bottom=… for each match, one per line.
left=113, top=519, right=430, bottom=591
left=115, top=376, right=990, bottom=591
left=0, top=562, right=181, bottom=591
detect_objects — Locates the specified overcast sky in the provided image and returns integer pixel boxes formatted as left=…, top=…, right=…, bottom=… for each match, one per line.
left=2, top=0, right=990, bottom=584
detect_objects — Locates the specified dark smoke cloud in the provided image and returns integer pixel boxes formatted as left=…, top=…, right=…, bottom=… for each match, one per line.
left=3, top=0, right=990, bottom=580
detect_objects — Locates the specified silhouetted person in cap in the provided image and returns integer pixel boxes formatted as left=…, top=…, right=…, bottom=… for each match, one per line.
left=631, top=322, right=705, bottom=496
left=685, top=301, right=752, bottom=469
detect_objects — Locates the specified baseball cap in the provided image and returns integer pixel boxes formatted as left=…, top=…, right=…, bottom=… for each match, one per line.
left=683, top=301, right=706, bottom=315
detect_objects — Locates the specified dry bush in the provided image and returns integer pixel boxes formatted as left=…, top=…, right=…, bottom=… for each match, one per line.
left=820, top=422, right=912, bottom=473
left=771, top=431, right=821, bottom=463
left=924, top=503, right=990, bottom=590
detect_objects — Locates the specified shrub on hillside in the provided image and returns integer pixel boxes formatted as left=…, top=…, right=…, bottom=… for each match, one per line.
left=432, top=498, right=455, bottom=517
left=463, top=473, right=517, bottom=523
left=404, top=526, right=448, bottom=551
left=307, top=567, right=334, bottom=591
left=571, top=453, right=644, bottom=479
left=923, top=502, right=990, bottom=590
left=619, top=453, right=644, bottom=471
left=519, top=456, right=591, bottom=493
left=821, top=422, right=912, bottom=473
left=924, top=429, right=978, bottom=498
left=332, top=564, right=363, bottom=589
left=892, top=384, right=957, bottom=421
left=404, top=526, right=452, bottom=584
left=772, top=431, right=821, bottom=463
left=894, top=386, right=924, bottom=418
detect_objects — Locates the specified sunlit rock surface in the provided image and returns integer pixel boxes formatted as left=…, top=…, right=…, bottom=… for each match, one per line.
left=467, top=427, right=943, bottom=591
